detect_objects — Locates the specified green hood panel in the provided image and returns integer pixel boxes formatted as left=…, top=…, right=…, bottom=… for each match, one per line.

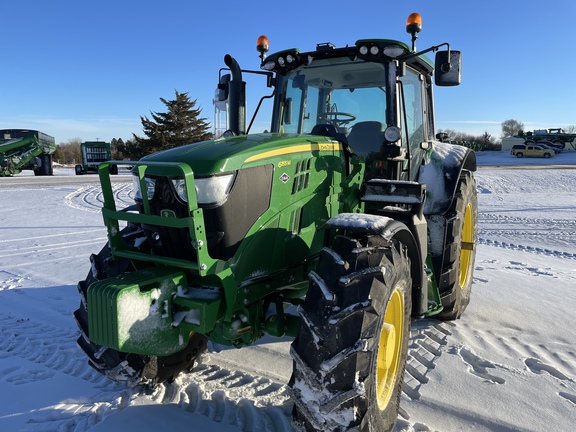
left=140, top=133, right=340, bottom=175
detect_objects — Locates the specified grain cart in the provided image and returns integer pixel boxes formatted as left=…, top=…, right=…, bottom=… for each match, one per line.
left=75, top=13, right=477, bottom=431
left=0, top=129, right=55, bottom=176
left=75, top=141, right=117, bottom=175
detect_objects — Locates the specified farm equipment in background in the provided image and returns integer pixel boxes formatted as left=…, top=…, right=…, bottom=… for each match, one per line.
left=75, top=141, right=117, bottom=175
left=518, top=128, right=576, bottom=150
left=0, top=129, right=55, bottom=177
left=75, top=12, right=478, bottom=432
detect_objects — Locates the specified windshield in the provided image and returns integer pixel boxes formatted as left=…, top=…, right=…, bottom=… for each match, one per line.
left=277, top=58, right=427, bottom=182
left=280, top=60, right=388, bottom=138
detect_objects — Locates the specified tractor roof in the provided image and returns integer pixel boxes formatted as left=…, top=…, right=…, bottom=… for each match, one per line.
left=261, top=39, right=434, bottom=77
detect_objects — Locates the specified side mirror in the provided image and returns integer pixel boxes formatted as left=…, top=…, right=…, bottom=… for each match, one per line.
left=217, top=74, right=231, bottom=101
left=435, top=50, right=461, bottom=86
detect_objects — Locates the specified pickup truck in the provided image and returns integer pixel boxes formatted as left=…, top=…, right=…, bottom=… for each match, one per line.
left=510, top=144, right=555, bottom=158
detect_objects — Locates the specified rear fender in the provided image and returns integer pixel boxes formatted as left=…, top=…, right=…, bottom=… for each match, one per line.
left=419, top=141, right=476, bottom=216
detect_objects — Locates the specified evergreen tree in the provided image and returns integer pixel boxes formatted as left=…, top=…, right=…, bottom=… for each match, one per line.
left=132, top=90, right=212, bottom=158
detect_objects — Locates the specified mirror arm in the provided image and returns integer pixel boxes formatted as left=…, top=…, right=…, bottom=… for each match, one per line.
left=246, top=90, right=275, bottom=134
left=400, top=42, right=450, bottom=62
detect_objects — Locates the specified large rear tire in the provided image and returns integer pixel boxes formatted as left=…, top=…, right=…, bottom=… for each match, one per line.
left=74, top=225, right=206, bottom=387
left=436, top=170, right=478, bottom=320
left=33, top=154, right=53, bottom=176
left=290, top=234, right=411, bottom=432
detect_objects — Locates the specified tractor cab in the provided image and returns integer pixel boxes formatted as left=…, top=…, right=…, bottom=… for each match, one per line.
left=264, top=40, right=432, bottom=183
left=218, top=14, right=461, bottom=183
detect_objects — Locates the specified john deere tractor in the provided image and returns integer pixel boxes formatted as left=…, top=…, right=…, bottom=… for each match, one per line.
left=75, top=13, right=477, bottom=431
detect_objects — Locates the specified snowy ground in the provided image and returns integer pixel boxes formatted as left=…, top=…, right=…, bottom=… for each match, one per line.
left=1, top=150, right=575, bottom=432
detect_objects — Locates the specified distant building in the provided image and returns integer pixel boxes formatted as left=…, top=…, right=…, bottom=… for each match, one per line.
left=501, top=137, right=525, bottom=152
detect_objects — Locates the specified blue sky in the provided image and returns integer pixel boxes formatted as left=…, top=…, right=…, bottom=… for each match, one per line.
left=1, top=0, right=574, bottom=144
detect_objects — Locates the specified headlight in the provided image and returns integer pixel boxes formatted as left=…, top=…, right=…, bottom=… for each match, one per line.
left=171, top=178, right=187, bottom=202
left=170, top=174, right=234, bottom=206
left=383, top=44, right=408, bottom=59
left=132, top=174, right=156, bottom=201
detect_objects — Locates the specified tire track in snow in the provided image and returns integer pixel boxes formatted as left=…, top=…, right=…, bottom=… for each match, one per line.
left=0, top=313, right=106, bottom=384
left=0, top=309, right=296, bottom=431
left=401, top=319, right=453, bottom=403
left=148, top=360, right=295, bottom=432
left=479, top=212, right=576, bottom=229
left=0, top=228, right=104, bottom=245
left=0, top=237, right=107, bottom=261
left=477, top=237, right=576, bottom=260
left=0, top=231, right=107, bottom=272
left=397, top=313, right=576, bottom=428
left=447, top=321, right=576, bottom=409
left=478, top=212, right=576, bottom=259
left=22, top=394, right=133, bottom=432
left=64, top=183, right=134, bottom=213
left=0, top=312, right=138, bottom=431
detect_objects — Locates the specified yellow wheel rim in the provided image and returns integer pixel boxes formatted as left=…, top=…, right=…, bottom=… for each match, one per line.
left=459, top=202, right=474, bottom=288
left=376, top=288, right=404, bottom=410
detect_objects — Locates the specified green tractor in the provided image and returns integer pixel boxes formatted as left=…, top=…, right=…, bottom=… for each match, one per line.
left=75, top=13, right=477, bottom=431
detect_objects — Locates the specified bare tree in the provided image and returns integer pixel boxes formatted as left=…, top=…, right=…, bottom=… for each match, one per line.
left=53, top=138, right=81, bottom=165
left=501, top=119, right=524, bottom=139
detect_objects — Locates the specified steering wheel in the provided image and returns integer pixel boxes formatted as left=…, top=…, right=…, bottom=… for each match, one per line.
left=318, top=111, right=357, bottom=127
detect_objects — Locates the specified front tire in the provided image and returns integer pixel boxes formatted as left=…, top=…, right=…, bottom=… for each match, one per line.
left=290, top=234, right=411, bottom=432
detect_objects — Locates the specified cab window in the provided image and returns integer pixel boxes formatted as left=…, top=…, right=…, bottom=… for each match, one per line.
left=400, top=68, right=426, bottom=181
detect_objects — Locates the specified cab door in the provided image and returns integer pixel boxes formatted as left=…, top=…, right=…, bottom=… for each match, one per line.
left=399, top=67, right=427, bottom=181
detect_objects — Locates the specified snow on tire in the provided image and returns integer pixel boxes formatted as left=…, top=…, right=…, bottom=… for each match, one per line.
left=289, top=234, right=411, bottom=432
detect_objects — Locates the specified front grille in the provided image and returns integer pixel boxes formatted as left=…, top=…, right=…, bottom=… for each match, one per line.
left=137, top=165, right=273, bottom=263
left=139, top=177, right=197, bottom=260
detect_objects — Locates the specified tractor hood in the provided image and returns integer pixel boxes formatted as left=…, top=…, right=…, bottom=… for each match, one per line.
left=140, top=133, right=341, bottom=175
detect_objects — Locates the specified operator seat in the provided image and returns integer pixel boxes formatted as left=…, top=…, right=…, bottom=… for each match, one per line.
left=310, top=123, right=348, bottom=145
left=346, top=121, right=383, bottom=157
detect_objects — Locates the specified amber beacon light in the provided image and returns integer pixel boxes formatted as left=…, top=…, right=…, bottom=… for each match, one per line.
left=256, top=35, right=270, bottom=60
left=406, top=12, right=422, bottom=51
